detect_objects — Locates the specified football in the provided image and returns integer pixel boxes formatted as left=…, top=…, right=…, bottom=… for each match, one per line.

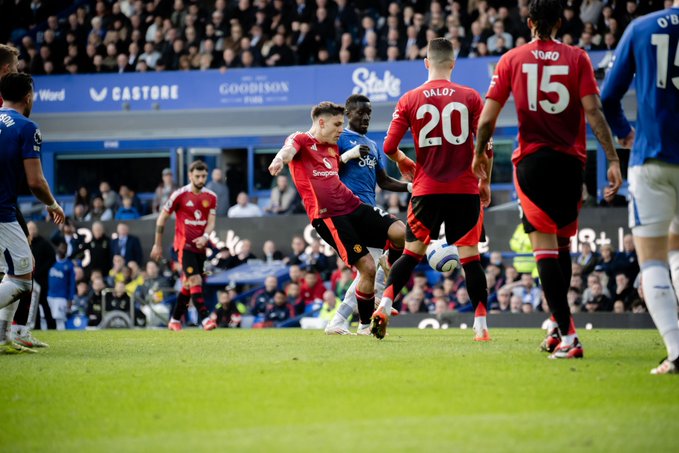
left=426, top=239, right=460, bottom=272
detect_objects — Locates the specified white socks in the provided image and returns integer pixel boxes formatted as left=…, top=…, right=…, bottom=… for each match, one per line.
left=642, top=260, right=679, bottom=361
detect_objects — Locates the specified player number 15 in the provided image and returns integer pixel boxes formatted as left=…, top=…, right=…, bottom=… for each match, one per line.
left=651, top=33, right=679, bottom=90
left=522, top=64, right=570, bottom=114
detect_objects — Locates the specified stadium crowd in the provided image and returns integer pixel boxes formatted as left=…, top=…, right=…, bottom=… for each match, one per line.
left=0, top=0, right=671, bottom=75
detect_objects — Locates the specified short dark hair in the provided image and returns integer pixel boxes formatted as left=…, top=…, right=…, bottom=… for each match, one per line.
left=0, top=72, right=33, bottom=102
left=311, top=101, right=344, bottom=120
left=528, top=0, right=563, bottom=39
left=0, top=44, right=19, bottom=69
left=427, top=37, right=454, bottom=64
left=189, top=160, right=208, bottom=173
left=345, top=94, right=370, bottom=113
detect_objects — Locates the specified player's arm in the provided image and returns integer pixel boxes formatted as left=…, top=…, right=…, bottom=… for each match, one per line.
left=383, top=101, right=416, bottom=181
left=480, top=154, right=494, bottom=208
left=269, top=135, right=299, bottom=176
left=193, top=211, right=216, bottom=249
left=600, top=23, right=636, bottom=147
left=151, top=208, right=170, bottom=261
left=472, top=99, right=502, bottom=180
left=340, top=144, right=370, bottom=164
left=376, top=169, right=412, bottom=193
left=582, top=94, right=622, bottom=202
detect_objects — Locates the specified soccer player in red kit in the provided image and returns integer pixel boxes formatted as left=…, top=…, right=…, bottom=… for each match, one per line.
left=472, top=0, right=622, bottom=358
left=268, top=102, right=405, bottom=335
left=151, top=160, right=218, bottom=331
left=375, top=38, right=485, bottom=339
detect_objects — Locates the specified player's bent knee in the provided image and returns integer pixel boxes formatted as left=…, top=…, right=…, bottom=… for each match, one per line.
left=388, top=221, right=406, bottom=246
left=355, top=255, right=376, bottom=278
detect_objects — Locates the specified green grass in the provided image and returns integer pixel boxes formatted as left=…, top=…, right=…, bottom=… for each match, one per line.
left=1, top=328, right=678, bottom=452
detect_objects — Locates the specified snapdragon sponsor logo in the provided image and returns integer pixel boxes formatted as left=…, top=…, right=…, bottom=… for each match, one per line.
left=34, top=88, right=66, bottom=102
left=89, top=84, right=179, bottom=102
left=351, top=67, right=401, bottom=102
left=219, top=74, right=290, bottom=105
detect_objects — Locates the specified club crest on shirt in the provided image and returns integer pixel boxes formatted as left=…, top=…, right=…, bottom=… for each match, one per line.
left=202, top=199, right=210, bottom=208
left=353, top=244, right=362, bottom=253
left=186, top=267, right=194, bottom=274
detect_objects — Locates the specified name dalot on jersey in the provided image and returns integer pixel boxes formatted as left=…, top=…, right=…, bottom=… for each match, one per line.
left=423, top=87, right=456, bottom=98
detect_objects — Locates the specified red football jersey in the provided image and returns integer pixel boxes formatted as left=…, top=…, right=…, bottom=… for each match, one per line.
left=163, top=185, right=217, bottom=254
left=485, top=39, right=599, bottom=166
left=384, top=79, right=484, bottom=197
left=286, top=131, right=362, bottom=220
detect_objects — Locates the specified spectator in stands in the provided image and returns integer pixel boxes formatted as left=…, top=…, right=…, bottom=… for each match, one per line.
left=51, top=218, right=85, bottom=261
left=581, top=0, right=605, bottom=26
left=486, top=21, right=513, bottom=53
left=265, top=290, right=293, bottom=325
left=582, top=272, right=612, bottom=302
left=47, top=240, right=76, bottom=330
left=75, top=186, right=91, bottom=211
left=300, top=268, right=325, bottom=308
left=153, top=168, right=177, bottom=213
left=99, top=181, right=120, bottom=213
left=86, top=221, right=112, bottom=277
left=115, top=196, right=141, bottom=220
left=493, top=288, right=512, bottom=313
left=206, top=168, right=230, bottom=216
left=285, top=281, right=304, bottom=315
left=613, top=272, right=637, bottom=311
left=111, top=223, right=143, bottom=265
left=251, top=275, right=278, bottom=317
left=576, top=242, right=600, bottom=278
left=404, top=288, right=428, bottom=314
left=221, top=239, right=257, bottom=269
left=265, top=175, right=298, bottom=215
left=300, top=290, right=340, bottom=329
left=265, top=32, right=294, bottom=66
left=228, top=192, right=262, bottom=218
left=288, top=263, right=304, bottom=286
left=211, top=290, right=243, bottom=328
left=87, top=276, right=106, bottom=326
left=568, top=287, right=583, bottom=313
left=561, top=6, right=584, bottom=39
left=140, top=41, right=161, bottom=69
left=85, top=196, right=113, bottom=221
left=504, top=273, right=542, bottom=310
left=71, top=281, right=91, bottom=318
left=262, top=240, right=284, bottom=263
left=305, top=239, right=330, bottom=279
left=614, top=234, right=639, bottom=280
left=454, top=287, right=473, bottom=312
left=584, top=281, right=612, bottom=312
left=509, top=294, right=523, bottom=313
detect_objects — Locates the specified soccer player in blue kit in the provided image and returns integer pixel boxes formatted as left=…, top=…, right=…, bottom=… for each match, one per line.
left=601, top=0, right=679, bottom=374
left=324, top=94, right=412, bottom=335
left=0, top=73, right=64, bottom=353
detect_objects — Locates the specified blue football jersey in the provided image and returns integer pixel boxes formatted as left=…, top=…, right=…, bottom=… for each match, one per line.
left=601, top=7, right=679, bottom=167
left=337, top=129, right=386, bottom=206
left=0, top=108, right=42, bottom=222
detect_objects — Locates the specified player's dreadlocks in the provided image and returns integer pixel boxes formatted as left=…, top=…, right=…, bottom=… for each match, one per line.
left=528, top=0, right=564, bottom=40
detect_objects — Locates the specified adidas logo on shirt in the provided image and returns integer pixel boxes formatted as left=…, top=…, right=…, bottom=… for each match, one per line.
left=186, top=200, right=194, bottom=207
left=311, top=144, right=317, bottom=151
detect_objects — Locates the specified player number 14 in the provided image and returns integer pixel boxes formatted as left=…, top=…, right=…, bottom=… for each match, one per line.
left=522, top=64, right=570, bottom=114
left=651, top=33, right=679, bottom=89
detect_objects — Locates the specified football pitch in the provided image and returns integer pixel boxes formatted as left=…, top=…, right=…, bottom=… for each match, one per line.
left=1, top=328, right=678, bottom=452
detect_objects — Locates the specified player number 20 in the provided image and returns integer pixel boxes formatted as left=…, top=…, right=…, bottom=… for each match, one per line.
left=522, top=64, right=570, bottom=114
left=416, top=102, right=469, bottom=148
left=651, top=33, right=679, bottom=90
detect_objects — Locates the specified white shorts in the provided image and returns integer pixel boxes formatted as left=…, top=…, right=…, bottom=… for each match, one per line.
left=0, top=222, right=33, bottom=276
left=47, top=296, right=68, bottom=321
left=628, top=161, right=679, bottom=237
